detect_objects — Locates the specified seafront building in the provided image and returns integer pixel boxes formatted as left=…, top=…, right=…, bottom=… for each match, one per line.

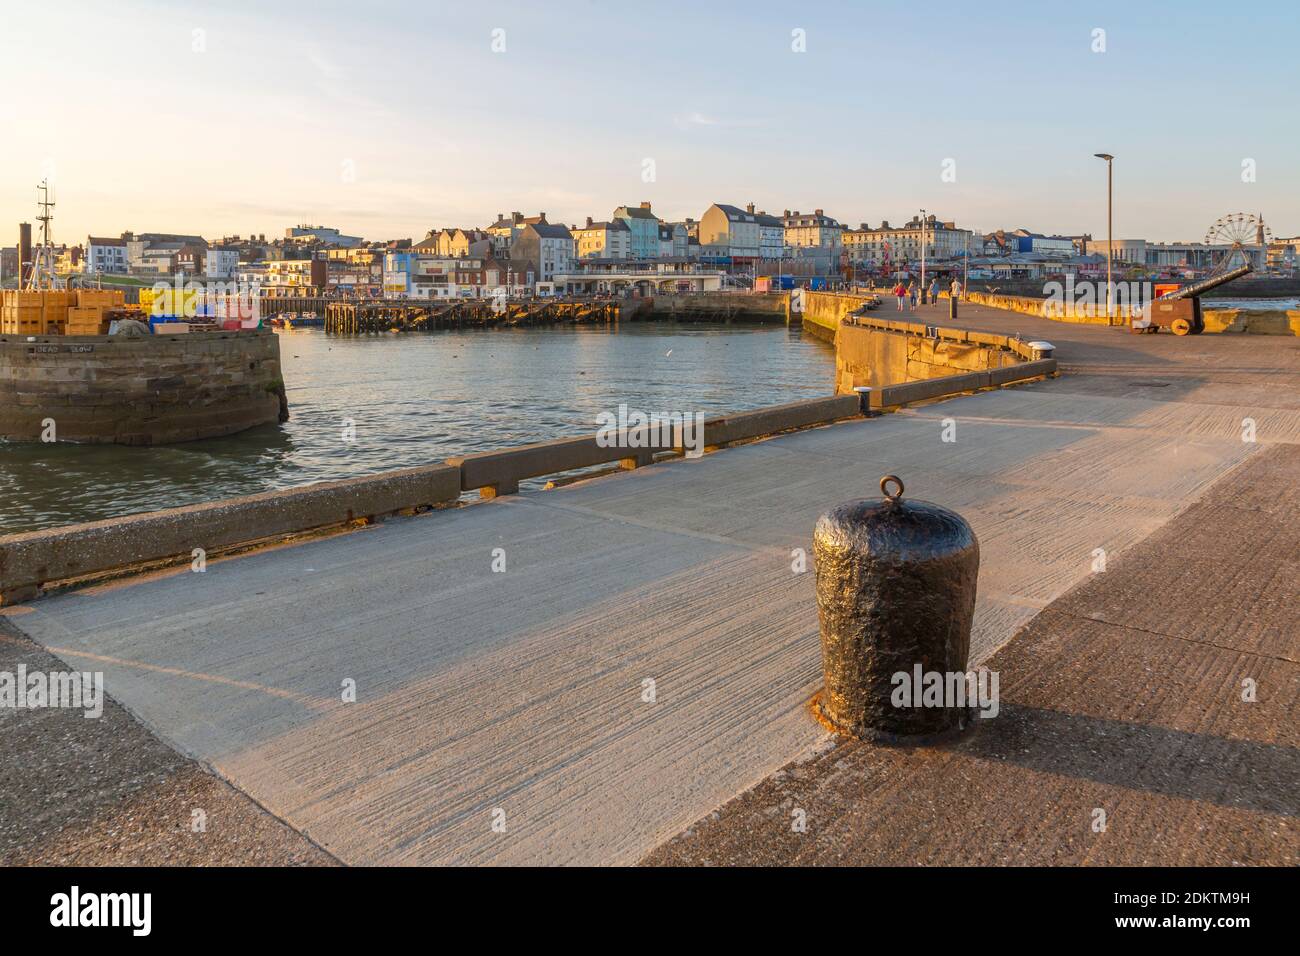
left=658, top=222, right=690, bottom=259
left=843, top=215, right=977, bottom=267
left=572, top=218, right=632, bottom=260
left=485, top=212, right=528, bottom=256
left=204, top=248, right=240, bottom=279
left=84, top=236, right=129, bottom=275
left=379, top=249, right=536, bottom=298
left=612, top=203, right=663, bottom=259
left=414, top=228, right=491, bottom=258
left=697, top=203, right=764, bottom=266
left=551, top=259, right=726, bottom=295
left=510, top=222, right=574, bottom=282
left=782, top=209, right=843, bottom=251
left=13, top=198, right=1292, bottom=301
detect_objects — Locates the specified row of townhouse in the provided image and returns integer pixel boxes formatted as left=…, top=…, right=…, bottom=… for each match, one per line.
left=420, top=202, right=849, bottom=277
left=571, top=217, right=690, bottom=261
left=482, top=204, right=692, bottom=267
left=84, top=233, right=241, bottom=279
left=413, top=227, right=493, bottom=258
left=842, top=216, right=979, bottom=267
left=379, top=251, right=533, bottom=299
left=382, top=251, right=537, bottom=299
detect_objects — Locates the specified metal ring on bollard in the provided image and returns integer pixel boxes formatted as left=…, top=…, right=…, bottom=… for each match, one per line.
left=880, top=475, right=904, bottom=501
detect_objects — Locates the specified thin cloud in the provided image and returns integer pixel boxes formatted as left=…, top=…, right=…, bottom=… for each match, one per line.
left=672, top=111, right=771, bottom=131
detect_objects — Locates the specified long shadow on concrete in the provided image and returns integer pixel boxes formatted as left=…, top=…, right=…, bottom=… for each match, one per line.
left=962, top=704, right=1298, bottom=818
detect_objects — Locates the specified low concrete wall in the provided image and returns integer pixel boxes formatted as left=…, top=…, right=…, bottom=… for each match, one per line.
left=449, top=431, right=671, bottom=499
left=957, top=290, right=1128, bottom=326
left=967, top=292, right=1300, bottom=334
left=698, top=396, right=859, bottom=446
left=0, top=464, right=462, bottom=602
left=856, top=288, right=1300, bottom=335
left=970, top=293, right=1300, bottom=334
left=872, top=359, right=1056, bottom=409
left=834, top=321, right=1023, bottom=394
left=0, top=330, right=288, bottom=445
left=448, top=396, right=862, bottom=497
left=961, top=276, right=1300, bottom=300
left=800, top=293, right=1052, bottom=393
left=1201, top=308, right=1300, bottom=335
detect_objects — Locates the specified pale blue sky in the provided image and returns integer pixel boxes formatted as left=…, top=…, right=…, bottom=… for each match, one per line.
left=2, top=0, right=1296, bottom=243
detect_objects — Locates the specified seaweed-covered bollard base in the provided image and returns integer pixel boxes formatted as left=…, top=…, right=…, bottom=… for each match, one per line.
left=813, top=475, right=980, bottom=742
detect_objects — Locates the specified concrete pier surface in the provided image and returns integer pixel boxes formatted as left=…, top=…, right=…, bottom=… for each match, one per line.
left=2, top=302, right=1297, bottom=865
left=644, top=441, right=1300, bottom=866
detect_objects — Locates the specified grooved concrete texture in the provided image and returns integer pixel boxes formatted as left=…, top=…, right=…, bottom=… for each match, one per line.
left=643, top=443, right=1299, bottom=866
left=0, top=618, right=335, bottom=866
left=4, top=305, right=1298, bottom=865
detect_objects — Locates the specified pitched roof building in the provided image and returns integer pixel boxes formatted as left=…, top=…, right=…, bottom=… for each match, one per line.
left=510, top=222, right=573, bottom=281
left=612, top=202, right=663, bottom=258
left=573, top=218, right=631, bottom=259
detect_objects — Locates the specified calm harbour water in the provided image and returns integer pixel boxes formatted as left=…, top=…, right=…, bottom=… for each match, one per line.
left=0, top=322, right=834, bottom=533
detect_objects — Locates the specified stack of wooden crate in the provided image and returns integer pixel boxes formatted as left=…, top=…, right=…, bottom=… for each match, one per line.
left=1, top=288, right=128, bottom=335
left=1, top=291, right=46, bottom=335
left=41, top=290, right=75, bottom=334
left=66, top=289, right=126, bottom=335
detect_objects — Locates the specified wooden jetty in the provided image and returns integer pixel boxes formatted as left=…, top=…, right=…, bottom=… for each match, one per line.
left=323, top=298, right=623, bottom=334
left=260, top=295, right=330, bottom=316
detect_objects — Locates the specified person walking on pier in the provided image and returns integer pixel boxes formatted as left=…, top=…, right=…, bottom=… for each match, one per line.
left=950, top=277, right=962, bottom=300
left=893, top=281, right=907, bottom=311
left=908, top=280, right=919, bottom=310
left=928, top=277, right=939, bottom=306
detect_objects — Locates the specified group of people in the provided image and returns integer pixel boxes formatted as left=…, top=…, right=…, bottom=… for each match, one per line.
left=892, top=278, right=962, bottom=311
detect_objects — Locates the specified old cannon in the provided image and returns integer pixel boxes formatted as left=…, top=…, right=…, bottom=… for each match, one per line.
left=1141, top=259, right=1252, bottom=336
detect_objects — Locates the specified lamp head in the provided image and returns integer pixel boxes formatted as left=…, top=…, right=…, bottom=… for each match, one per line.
left=1094, top=153, right=1114, bottom=161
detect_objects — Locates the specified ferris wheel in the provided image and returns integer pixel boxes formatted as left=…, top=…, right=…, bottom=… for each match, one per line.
left=1203, top=213, right=1270, bottom=273
left=1205, top=213, right=1271, bottom=248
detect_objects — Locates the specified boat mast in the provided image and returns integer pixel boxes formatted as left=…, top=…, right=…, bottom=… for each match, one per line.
left=27, top=178, right=56, bottom=291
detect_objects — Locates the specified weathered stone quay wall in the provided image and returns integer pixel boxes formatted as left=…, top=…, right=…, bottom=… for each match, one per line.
left=0, top=330, right=288, bottom=445
left=797, top=291, right=1048, bottom=393
left=799, top=290, right=865, bottom=341
left=833, top=321, right=1023, bottom=394
left=647, top=293, right=788, bottom=322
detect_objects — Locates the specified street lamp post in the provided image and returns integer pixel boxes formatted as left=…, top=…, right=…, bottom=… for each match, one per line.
left=963, top=229, right=969, bottom=294
left=1094, top=153, right=1114, bottom=319
left=919, top=208, right=927, bottom=303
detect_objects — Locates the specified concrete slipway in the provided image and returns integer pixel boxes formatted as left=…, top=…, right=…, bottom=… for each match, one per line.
left=7, top=312, right=1300, bottom=865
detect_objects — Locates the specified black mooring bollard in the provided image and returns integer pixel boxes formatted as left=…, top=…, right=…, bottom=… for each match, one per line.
left=813, top=475, right=980, bottom=742
left=949, top=295, right=958, bottom=320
